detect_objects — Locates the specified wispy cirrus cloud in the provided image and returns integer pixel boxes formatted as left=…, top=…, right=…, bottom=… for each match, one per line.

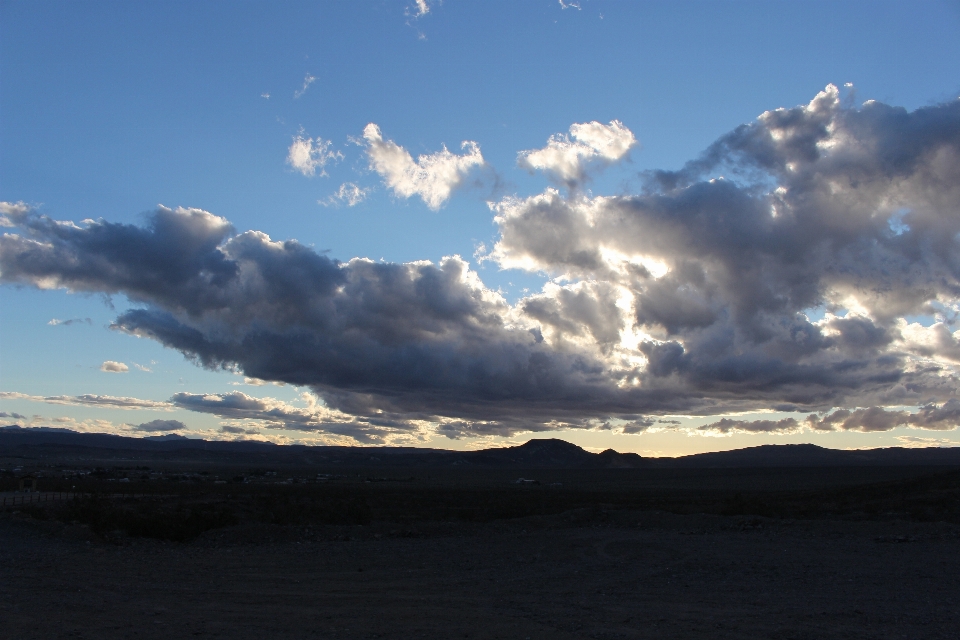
left=0, top=391, right=173, bottom=410
left=293, top=73, right=316, bottom=99
left=48, top=317, right=92, bottom=326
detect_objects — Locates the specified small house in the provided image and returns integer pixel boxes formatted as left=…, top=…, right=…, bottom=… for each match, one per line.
left=18, top=475, right=38, bottom=492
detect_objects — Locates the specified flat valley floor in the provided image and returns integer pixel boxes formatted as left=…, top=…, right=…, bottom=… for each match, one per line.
left=3, top=507, right=959, bottom=640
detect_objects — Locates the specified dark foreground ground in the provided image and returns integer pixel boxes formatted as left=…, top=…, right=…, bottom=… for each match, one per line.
left=3, top=466, right=960, bottom=639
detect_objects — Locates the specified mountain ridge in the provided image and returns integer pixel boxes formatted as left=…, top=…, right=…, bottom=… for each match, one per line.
left=3, top=426, right=960, bottom=468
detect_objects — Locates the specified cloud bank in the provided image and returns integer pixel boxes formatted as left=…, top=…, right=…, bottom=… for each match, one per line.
left=4, top=87, right=960, bottom=442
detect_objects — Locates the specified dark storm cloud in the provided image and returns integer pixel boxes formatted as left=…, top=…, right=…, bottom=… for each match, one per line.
left=4, top=87, right=960, bottom=441
left=699, top=417, right=801, bottom=434
left=219, top=425, right=261, bottom=435
left=134, top=419, right=186, bottom=432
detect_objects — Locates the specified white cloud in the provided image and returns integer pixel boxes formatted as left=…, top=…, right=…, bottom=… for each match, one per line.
left=48, top=317, right=91, bottom=326
left=559, top=1, right=581, bottom=9
left=294, top=73, right=316, bottom=99
left=321, top=182, right=371, bottom=207
left=518, top=120, right=636, bottom=187
left=100, top=360, right=129, bottom=373
left=362, top=123, right=484, bottom=210
left=408, top=0, right=430, bottom=17
left=261, top=92, right=270, bottom=99
left=287, top=133, right=342, bottom=177
left=133, top=363, right=152, bottom=372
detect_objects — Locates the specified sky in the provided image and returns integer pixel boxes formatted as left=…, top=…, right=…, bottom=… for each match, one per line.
left=2, top=0, right=960, bottom=455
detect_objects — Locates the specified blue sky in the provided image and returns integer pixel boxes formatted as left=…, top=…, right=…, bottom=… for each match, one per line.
left=2, top=0, right=960, bottom=454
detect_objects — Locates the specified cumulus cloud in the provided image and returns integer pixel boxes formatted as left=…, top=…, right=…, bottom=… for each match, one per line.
left=489, top=87, right=960, bottom=415
left=321, top=182, right=370, bottom=207
left=0, top=201, right=30, bottom=227
left=0, top=391, right=173, bottom=410
left=100, top=360, right=129, bottom=373
left=362, top=124, right=484, bottom=210
left=3, top=88, right=960, bottom=442
left=287, top=133, right=342, bottom=177
left=518, top=120, right=636, bottom=188
left=134, top=419, right=186, bottom=432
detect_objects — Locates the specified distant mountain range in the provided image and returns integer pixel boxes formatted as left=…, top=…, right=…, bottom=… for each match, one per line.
left=3, top=425, right=960, bottom=468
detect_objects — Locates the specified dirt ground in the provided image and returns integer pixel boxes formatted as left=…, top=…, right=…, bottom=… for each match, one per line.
left=2, top=508, right=959, bottom=640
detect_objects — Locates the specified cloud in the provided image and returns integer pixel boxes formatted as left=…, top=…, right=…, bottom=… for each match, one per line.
left=0, top=201, right=31, bottom=227
left=321, top=182, right=370, bottom=207
left=134, top=419, right=186, bottom=432
left=699, top=401, right=960, bottom=435
left=0, top=391, right=173, bottom=410
left=0, top=411, right=27, bottom=420
left=287, top=133, right=342, bottom=177
left=518, top=120, right=636, bottom=188
left=48, top=317, right=92, bottom=326
left=219, top=424, right=261, bottom=435
left=294, top=73, right=316, bottom=99
left=170, top=390, right=419, bottom=443
left=133, top=363, right=152, bottom=372
left=896, top=435, right=960, bottom=448
left=408, top=0, right=430, bottom=17
left=698, top=417, right=802, bottom=435
left=3, top=88, right=960, bottom=441
left=100, top=360, right=129, bottom=373
left=559, top=0, right=581, bottom=9
left=362, top=124, right=484, bottom=210
left=261, top=92, right=270, bottom=99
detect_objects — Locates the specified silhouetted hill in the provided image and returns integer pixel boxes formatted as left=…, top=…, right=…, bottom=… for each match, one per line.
left=2, top=425, right=960, bottom=468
